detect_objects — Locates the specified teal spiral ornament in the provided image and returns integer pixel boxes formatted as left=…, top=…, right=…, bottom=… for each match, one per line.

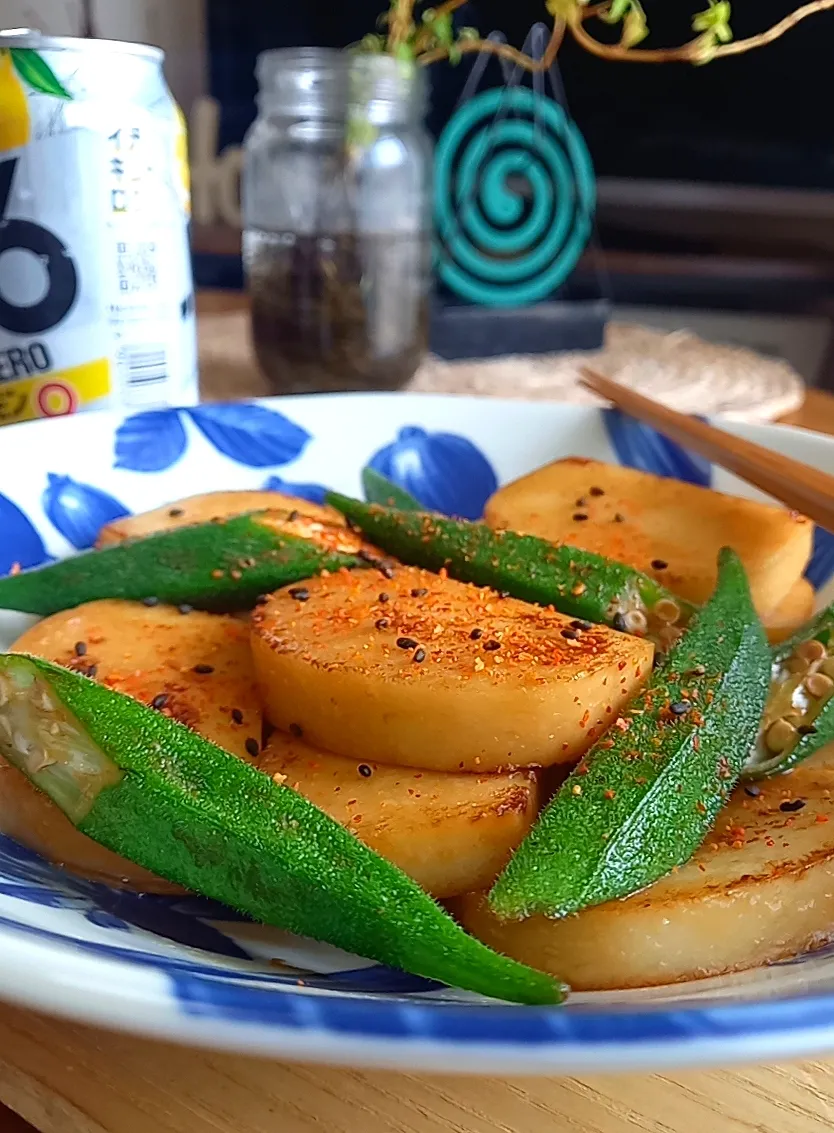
left=435, top=86, right=596, bottom=307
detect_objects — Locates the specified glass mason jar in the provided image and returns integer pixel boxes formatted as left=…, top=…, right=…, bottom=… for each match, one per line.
left=243, top=48, right=433, bottom=394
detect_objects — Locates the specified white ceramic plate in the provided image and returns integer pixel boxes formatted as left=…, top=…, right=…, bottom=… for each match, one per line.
left=2, top=393, right=834, bottom=1075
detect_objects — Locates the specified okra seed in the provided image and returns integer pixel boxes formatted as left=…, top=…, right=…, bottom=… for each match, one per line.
left=653, top=599, right=681, bottom=625
left=624, top=610, right=648, bottom=634
left=470, top=628, right=483, bottom=640
left=780, top=798, right=806, bottom=812
left=805, top=672, right=834, bottom=699
left=796, top=639, right=827, bottom=665
left=397, top=637, right=418, bottom=650
left=765, top=718, right=798, bottom=754
left=245, top=738, right=260, bottom=758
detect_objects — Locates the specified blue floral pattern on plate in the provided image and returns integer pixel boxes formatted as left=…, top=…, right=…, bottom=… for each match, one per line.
left=115, top=404, right=311, bottom=473
left=42, top=474, right=130, bottom=550
left=368, top=426, right=497, bottom=520
left=0, top=493, right=49, bottom=575
left=263, top=476, right=330, bottom=506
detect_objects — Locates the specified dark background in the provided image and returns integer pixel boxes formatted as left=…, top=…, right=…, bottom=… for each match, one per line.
left=207, top=0, right=834, bottom=190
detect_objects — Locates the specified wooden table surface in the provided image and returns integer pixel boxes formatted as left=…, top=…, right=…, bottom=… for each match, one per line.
left=3, top=292, right=834, bottom=1133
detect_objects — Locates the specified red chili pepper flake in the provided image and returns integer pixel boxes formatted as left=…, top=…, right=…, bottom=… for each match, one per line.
left=693, top=735, right=701, bottom=751
left=603, top=789, right=616, bottom=800
left=580, top=710, right=590, bottom=728
left=289, top=723, right=304, bottom=739
left=245, top=738, right=260, bottom=758
left=817, top=814, right=829, bottom=824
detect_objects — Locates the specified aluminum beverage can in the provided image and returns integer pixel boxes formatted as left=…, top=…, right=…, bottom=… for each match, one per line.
left=0, top=29, right=197, bottom=425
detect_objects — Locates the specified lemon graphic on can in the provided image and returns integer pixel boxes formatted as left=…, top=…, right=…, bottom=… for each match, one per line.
left=0, top=47, right=71, bottom=153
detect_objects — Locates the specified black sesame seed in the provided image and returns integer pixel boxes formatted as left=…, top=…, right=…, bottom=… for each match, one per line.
left=780, top=798, right=806, bottom=812
left=397, top=637, right=418, bottom=650
left=178, top=604, right=194, bottom=616
left=798, top=725, right=818, bottom=736
left=142, top=596, right=160, bottom=607
left=289, top=723, right=303, bottom=738
left=651, top=559, right=669, bottom=571
left=245, top=738, right=260, bottom=758
left=483, top=640, right=501, bottom=651
left=375, top=618, right=390, bottom=630
left=358, top=764, right=373, bottom=778
left=744, top=785, right=761, bottom=797
left=378, top=592, right=390, bottom=603
left=571, top=619, right=593, bottom=631
left=288, top=510, right=300, bottom=522
left=231, top=708, right=244, bottom=725
left=612, top=613, right=628, bottom=632
left=573, top=513, right=589, bottom=522
left=560, top=629, right=578, bottom=640
left=613, top=513, right=625, bottom=523
left=470, top=628, right=483, bottom=640
left=669, top=701, right=690, bottom=716
left=74, top=641, right=87, bottom=657
left=168, top=507, right=184, bottom=518
left=194, top=664, right=214, bottom=675
left=590, top=486, right=605, bottom=497
left=413, top=648, right=427, bottom=663
left=411, top=588, right=428, bottom=598
left=289, top=587, right=310, bottom=602
left=151, top=693, right=169, bottom=710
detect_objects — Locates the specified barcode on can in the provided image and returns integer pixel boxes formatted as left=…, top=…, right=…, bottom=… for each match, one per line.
left=119, top=345, right=167, bottom=388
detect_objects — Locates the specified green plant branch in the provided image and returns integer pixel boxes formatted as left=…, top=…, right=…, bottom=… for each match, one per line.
left=569, top=0, right=834, bottom=63
left=372, top=0, right=834, bottom=70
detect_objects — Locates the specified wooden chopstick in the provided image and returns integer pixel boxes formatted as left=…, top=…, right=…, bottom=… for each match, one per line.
left=579, top=367, right=834, bottom=531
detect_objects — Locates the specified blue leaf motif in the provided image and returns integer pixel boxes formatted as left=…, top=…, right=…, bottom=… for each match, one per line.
left=368, top=427, right=498, bottom=520
left=115, top=410, right=188, bottom=472
left=0, top=493, right=48, bottom=575
left=42, top=474, right=130, bottom=550
left=263, top=475, right=329, bottom=506
left=188, top=404, right=311, bottom=468
left=603, top=409, right=712, bottom=488
left=806, top=527, right=834, bottom=591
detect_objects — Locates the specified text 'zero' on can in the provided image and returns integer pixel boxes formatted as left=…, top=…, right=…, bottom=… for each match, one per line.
left=0, top=28, right=198, bottom=425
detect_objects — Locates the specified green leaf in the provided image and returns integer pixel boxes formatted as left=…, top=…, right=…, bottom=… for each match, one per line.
left=600, top=0, right=631, bottom=25
left=361, top=468, right=422, bottom=511
left=10, top=48, right=71, bottom=99
left=394, top=42, right=415, bottom=61
left=621, top=5, right=648, bottom=47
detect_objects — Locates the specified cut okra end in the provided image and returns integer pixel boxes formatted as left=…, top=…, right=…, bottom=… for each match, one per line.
left=0, top=654, right=121, bottom=822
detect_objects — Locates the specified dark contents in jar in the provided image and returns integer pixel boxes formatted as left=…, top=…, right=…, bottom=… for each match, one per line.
left=247, top=230, right=430, bottom=394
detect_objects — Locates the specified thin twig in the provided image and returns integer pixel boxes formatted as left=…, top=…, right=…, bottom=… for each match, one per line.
left=412, top=0, right=470, bottom=53
left=388, top=0, right=416, bottom=48
left=571, top=0, right=834, bottom=62
left=419, top=18, right=565, bottom=69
